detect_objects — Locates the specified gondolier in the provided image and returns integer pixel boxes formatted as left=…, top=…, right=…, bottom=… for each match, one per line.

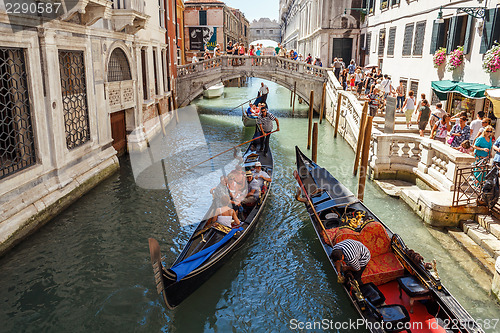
left=257, top=107, right=279, bottom=157
left=331, top=239, right=371, bottom=284
left=258, top=82, right=269, bottom=103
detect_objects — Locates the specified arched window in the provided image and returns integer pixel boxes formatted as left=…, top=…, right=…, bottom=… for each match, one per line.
left=107, top=48, right=131, bottom=82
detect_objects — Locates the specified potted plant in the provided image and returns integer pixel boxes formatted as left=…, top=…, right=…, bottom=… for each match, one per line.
left=483, top=42, right=500, bottom=73
left=433, top=47, right=446, bottom=68
left=446, top=46, right=464, bottom=72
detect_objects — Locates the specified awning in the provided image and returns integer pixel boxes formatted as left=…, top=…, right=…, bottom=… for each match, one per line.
left=431, top=80, right=495, bottom=100
left=486, top=89, right=500, bottom=118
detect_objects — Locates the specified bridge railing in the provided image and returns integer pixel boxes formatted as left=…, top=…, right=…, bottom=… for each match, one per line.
left=177, top=56, right=328, bottom=80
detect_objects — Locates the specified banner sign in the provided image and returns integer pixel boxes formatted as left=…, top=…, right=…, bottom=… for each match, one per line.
left=189, top=27, right=217, bottom=51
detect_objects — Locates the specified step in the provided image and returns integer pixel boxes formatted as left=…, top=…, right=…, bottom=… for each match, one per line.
left=477, top=214, right=500, bottom=239
left=448, top=227, right=496, bottom=277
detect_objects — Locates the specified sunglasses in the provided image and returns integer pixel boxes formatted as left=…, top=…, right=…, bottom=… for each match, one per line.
left=486, top=130, right=493, bottom=133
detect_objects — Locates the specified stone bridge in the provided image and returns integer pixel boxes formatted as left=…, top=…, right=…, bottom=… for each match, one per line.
left=176, top=55, right=329, bottom=109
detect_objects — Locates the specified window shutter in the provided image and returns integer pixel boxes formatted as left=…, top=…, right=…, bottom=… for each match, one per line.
left=387, top=27, right=396, bottom=56
left=446, top=16, right=457, bottom=53
left=366, top=32, right=372, bottom=53
left=429, top=20, right=441, bottom=54
left=480, top=9, right=498, bottom=53
left=402, top=23, right=414, bottom=56
left=463, top=17, right=474, bottom=54
left=412, top=21, right=426, bottom=56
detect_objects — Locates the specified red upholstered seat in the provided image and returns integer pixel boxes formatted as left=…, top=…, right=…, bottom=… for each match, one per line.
left=320, top=222, right=404, bottom=285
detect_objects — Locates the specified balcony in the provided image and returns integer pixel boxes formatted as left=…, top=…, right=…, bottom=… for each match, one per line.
left=61, top=0, right=112, bottom=26
left=110, top=0, right=149, bottom=34
left=106, top=80, right=136, bottom=112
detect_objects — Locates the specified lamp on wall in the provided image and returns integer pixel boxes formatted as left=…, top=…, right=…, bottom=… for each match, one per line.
left=343, top=8, right=368, bottom=16
left=436, top=5, right=486, bottom=24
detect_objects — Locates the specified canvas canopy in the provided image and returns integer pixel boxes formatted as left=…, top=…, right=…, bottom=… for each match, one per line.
left=431, top=80, right=494, bottom=100
left=486, top=89, right=500, bottom=117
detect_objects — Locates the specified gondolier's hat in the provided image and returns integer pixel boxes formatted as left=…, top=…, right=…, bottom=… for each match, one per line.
left=255, top=161, right=262, bottom=167
left=245, top=171, right=253, bottom=177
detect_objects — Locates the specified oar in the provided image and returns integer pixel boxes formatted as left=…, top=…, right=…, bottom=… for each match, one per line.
left=186, top=130, right=278, bottom=171
left=293, top=170, right=335, bottom=248
left=229, top=97, right=258, bottom=111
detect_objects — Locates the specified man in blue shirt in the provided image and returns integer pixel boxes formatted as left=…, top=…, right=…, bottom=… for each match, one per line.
left=492, top=135, right=500, bottom=166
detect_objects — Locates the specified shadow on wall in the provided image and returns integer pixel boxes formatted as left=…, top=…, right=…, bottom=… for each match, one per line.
left=489, top=71, right=500, bottom=87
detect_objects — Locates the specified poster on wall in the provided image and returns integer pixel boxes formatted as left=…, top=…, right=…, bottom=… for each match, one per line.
left=189, top=27, right=217, bottom=51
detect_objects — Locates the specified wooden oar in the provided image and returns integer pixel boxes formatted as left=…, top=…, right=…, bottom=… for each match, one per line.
left=293, top=170, right=335, bottom=248
left=186, top=130, right=278, bottom=171
left=229, top=97, right=258, bottom=111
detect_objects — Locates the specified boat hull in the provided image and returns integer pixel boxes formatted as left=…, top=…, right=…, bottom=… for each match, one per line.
left=149, top=140, right=273, bottom=309
left=294, top=146, right=484, bottom=333
left=203, top=83, right=224, bottom=98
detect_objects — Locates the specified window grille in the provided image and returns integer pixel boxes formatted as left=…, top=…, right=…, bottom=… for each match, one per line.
left=108, top=48, right=131, bottom=82
left=0, top=47, right=36, bottom=179
left=366, top=32, right=372, bottom=53
left=59, top=50, right=90, bottom=150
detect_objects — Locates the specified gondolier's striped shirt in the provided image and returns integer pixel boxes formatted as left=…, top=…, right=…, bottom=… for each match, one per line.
left=257, top=112, right=276, bottom=133
left=332, top=239, right=371, bottom=271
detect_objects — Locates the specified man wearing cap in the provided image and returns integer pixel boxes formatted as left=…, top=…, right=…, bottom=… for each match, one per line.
left=257, top=107, right=279, bottom=157
left=241, top=171, right=261, bottom=206
left=252, top=162, right=271, bottom=188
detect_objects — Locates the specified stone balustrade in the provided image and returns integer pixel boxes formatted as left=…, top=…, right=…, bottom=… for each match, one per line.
left=106, top=80, right=135, bottom=113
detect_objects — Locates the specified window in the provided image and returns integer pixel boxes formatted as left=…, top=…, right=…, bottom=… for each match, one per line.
left=199, top=10, right=207, bottom=25
left=402, top=23, right=414, bottom=56
left=481, top=8, right=500, bottom=53
left=0, top=47, right=36, bottom=179
left=161, top=49, right=167, bottom=93
left=366, top=32, right=371, bottom=53
left=380, top=0, right=388, bottom=10
left=108, top=48, right=131, bottom=82
left=390, top=0, right=400, bottom=6
left=378, top=29, right=386, bottom=56
left=387, top=27, right=396, bottom=56
left=256, top=29, right=260, bottom=34
left=410, top=80, right=419, bottom=97
left=360, top=33, right=365, bottom=50
left=269, top=30, right=273, bottom=34
left=152, top=48, right=159, bottom=96
left=58, top=50, right=90, bottom=150
left=368, top=0, right=375, bottom=14
left=412, top=21, right=426, bottom=56
left=159, top=0, right=165, bottom=28
left=141, top=48, right=148, bottom=100
left=430, top=16, right=474, bottom=54
left=400, top=77, right=408, bottom=95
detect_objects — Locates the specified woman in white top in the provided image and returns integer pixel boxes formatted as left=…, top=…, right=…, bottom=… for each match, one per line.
left=208, top=195, right=241, bottom=228
left=402, top=90, right=416, bottom=128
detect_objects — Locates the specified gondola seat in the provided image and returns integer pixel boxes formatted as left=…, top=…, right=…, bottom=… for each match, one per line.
left=321, top=222, right=404, bottom=285
left=397, top=275, right=431, bottom=314
left=360, top=282, right=386, bottom=306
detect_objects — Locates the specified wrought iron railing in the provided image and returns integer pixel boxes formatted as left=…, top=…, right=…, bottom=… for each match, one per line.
left=452, top=159, right=490, bottom=206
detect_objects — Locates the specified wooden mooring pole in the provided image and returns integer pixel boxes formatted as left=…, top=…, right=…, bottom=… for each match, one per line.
left=319, top=82, right=326, bottom=124
left=312, top=122, right=318, bottom=162
left=292, top=82, right=297, bottom=116
left=307, top=90, right=314, bottom=149
left=333, top=93, right=342, bottom=138
left=357, top=116, right=373, bottom=202
left=353, top=102, right=369, bottom=176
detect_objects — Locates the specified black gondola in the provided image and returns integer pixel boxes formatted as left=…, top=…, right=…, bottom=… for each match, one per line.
left=148, top=138, right=273, bottom=309
left=294, top=146, right=484, bottom=333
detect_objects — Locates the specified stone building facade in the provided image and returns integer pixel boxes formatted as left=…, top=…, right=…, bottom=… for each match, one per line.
left=249, top=18, right=281, bottom=44
left=361, top=0, right=500, bottom=134
left=280, top=0, right=362, bottom=63
left=0, top=0, right=180, bottom=256
left=184, top=0, right=249, bottom=62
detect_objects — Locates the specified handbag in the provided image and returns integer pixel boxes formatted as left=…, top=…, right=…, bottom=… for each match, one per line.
left=447, top=136, right=454, bottom=145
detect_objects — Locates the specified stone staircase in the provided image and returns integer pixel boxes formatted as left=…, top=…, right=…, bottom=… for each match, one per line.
left=448, top=215, right=500, bottom=277
left=372, top=113, right=431, bottom=135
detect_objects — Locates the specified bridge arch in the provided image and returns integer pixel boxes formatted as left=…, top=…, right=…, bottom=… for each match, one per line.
left=176, top=56, right=329, bottom=110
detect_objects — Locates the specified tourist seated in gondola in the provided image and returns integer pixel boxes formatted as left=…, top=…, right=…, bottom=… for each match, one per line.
left=330, top=239, right=371, bottom=284
left=207, top=195, right=241, bottom=228
left=227, top=165, right=247, bottom=207
left=210, top=176, right=229, bottom=206
left=240, top=171, right=261, bottom=206
left=246, top=103, right=260, bottom=118
left=251, top=161, right=271, bottom=190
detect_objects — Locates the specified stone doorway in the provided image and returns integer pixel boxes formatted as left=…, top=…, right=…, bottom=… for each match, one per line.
left=332, top=38, right=353, bottom=64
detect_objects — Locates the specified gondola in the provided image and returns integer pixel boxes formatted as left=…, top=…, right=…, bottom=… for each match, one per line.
left=242, top=96, right=267, bottom=127
left=294, top=146, right=483, bottom=333
left=148, top=137, right=273, bottom=309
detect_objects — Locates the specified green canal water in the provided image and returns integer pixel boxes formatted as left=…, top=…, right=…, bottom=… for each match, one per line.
left=1, top=78, right=499, bottom=332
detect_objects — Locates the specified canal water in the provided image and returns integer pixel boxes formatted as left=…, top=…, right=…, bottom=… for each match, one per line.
left=1, top=78, right=499, bottom=332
